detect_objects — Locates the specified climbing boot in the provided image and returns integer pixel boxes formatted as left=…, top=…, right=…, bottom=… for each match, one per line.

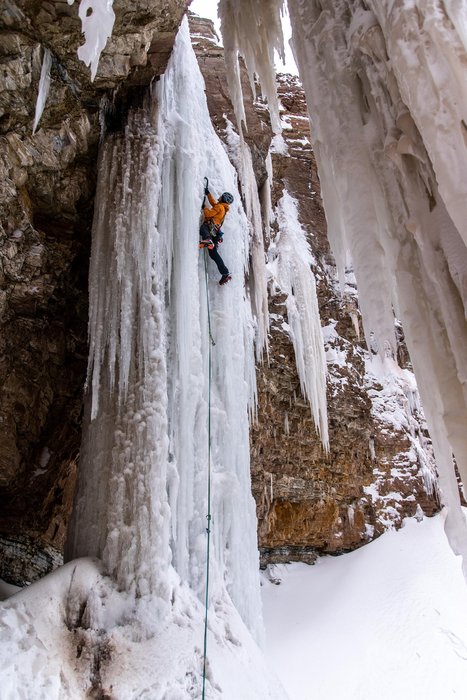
left=219, top=274, right=232, bottom=286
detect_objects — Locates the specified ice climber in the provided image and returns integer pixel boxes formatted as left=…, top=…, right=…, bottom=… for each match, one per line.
left=199, top=184, right=233, bottom=286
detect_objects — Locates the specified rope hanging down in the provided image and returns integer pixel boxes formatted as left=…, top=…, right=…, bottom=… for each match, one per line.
left=202, top=248, right=215, bottom=700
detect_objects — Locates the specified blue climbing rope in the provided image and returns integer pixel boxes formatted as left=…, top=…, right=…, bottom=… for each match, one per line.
left=202, top=249, right=215, bottom=699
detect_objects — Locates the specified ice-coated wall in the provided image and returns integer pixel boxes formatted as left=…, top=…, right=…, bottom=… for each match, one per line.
left=217, top=0, right=467, bottom=564
left=66, top=19, right=264, bottom=639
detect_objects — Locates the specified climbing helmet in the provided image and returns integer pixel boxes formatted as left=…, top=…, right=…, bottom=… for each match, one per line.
left=220, top=192, right=234, bottom=204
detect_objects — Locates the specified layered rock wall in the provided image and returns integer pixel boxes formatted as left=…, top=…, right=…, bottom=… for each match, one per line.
left=0, top=0, right=188, bottom=583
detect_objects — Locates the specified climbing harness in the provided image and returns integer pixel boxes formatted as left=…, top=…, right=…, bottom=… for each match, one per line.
left=202, top=247, right=215, bottom=700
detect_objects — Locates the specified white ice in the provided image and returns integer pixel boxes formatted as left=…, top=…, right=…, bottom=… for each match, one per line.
left=67, top=0, right=115, bottom=80
left=223, top=119, right=270, bottom=358
left=32, top=47, right=52, bottom=134
left=269, top=190, right=328, bottom=448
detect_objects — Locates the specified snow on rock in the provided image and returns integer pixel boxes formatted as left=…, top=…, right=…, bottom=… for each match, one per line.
left=67, top=0, right=115, bottom=80
left=0, top=19, right=285, bottom=698
left=362, top=354, right=438, bottom=529
left=252, top=67, right=438, bottom=562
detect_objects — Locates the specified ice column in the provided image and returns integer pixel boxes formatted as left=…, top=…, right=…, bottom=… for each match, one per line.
left=275, top=191, right=329, bottom=449
left=157, top=22, right=263, bottom=638
left=66, top=99, right=172, bottom=602
left=67, top=20, right=263, bottom=637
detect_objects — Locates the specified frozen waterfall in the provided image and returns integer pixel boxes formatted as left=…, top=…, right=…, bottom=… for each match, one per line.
left=66, top=19, right=263, bottom=640
left=218, top=0, right=467, bottom=568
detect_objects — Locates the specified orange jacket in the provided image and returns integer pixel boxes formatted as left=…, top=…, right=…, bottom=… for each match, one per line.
left=203, top=192, right=230, bottom=229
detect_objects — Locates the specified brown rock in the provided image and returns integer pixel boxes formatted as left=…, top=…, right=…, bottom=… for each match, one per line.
left=0, top=1, right=189, bottom=582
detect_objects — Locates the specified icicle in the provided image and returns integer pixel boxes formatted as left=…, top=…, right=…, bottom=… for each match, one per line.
left=224, top=120, right=270, bottom=358
left=32, top=48, right=52, bottom=134
left=260, top=150, right=274, bottom=236
left=284, top=0, right=467, bottom=567
left=275, top=190, right=329, bottom=449
left=67, top=0, right=115, bottom=80
left=219, top=0, right=284, bottom=133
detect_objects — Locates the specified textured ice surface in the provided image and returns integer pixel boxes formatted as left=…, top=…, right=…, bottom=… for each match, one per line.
left=66, top=18, right=264, bottom=641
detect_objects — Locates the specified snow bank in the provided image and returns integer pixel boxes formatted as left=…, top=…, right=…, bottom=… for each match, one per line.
left=0, top=559, right=285, bottom=699
left=263, top=512, right=467, bottom=699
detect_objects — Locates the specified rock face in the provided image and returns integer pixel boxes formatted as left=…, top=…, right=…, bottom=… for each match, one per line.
left=0, top=6, right=440, bottom=584
left=256, top=76, right=440, bottom=564
left=190, top=16, right=440, bottom=566
left=0, top=0, right=188, bottom=583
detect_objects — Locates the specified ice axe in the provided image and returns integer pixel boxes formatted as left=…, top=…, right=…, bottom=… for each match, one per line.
left=201, top=177, right=209, bottom=210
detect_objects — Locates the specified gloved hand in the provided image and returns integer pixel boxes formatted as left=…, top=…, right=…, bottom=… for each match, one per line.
left=217, top=237, right=223, bottom=244
left=204, top=186, right=209, bottom=195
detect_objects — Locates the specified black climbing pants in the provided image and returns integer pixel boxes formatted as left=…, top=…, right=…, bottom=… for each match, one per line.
left=200, top=223, right=229, bottom=276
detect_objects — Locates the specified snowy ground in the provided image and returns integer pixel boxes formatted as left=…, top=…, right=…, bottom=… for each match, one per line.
left=0, top=559, right=285, bottom=699
left=262, top=513, right=467, bottom=700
